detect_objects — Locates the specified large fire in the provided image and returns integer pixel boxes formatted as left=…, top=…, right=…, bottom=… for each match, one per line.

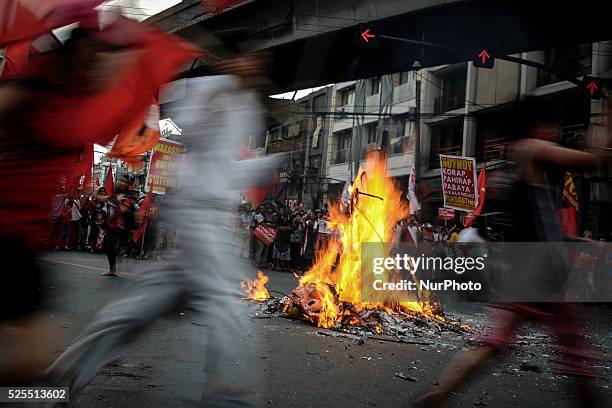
left=241, top=271, right=270, bottom=301
left=290, top=152, right=442, bottom=329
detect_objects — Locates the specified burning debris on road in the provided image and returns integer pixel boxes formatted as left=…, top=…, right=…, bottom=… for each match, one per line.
left=240, top=154, right=469, bottom=340
left=241, top=271, right=271, bottom=301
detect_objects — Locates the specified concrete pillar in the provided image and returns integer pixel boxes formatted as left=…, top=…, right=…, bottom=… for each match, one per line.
left=462, top=64, right=478, bottom=157
left=519, top=51, right=542, bottom=96
left=420, top=70, right=438, bottom=173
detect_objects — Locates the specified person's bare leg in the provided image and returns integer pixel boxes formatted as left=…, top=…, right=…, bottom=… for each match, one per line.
left=575, top=376, right=604, bottom=408
left=0, top=315, right=65, bottom=386
left=413, top=346, right=498, bottom=408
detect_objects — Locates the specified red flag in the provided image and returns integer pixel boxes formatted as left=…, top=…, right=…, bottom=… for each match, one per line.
left=104, top=167, right=114, bottom=194
left=67, top=143, right=94, bottom=197
left=0, top=0, right=104, bottom=47
left=464, top=167, right=486, bottom=227
left=0, top=40, right=30, bottom=79
left=237, top=143, right=274, bottom=207
left=0, top=16, right=200, bottom=246
left=557, top=207, right=578, bottom=236
left=132, top=190, right=153, bottom=244
left=33, top=19, right=201, bottom=149
left=558, top=171, right=579, bottom=235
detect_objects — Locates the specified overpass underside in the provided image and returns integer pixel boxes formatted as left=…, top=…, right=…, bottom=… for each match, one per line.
left=152, top=0, right=611, bottom=91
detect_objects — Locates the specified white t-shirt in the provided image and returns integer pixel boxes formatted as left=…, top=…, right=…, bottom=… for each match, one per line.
left=458, top=227, right=486, bottom=243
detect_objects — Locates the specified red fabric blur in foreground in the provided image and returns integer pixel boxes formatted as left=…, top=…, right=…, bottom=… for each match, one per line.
left=0, top=0, right=104, bottom=47
left=0, top=23, right=200, bottom=245
left=478, top=303, right=594, bottom=377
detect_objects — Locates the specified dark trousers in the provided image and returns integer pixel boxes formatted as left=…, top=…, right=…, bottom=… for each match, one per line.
left=105, top=228, right=122, bottom=268
left=89, top=225, right=99, bottom=248
left=290, top=243, right=303, bottom=270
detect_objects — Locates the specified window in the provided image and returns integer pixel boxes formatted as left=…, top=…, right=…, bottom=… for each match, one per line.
left=429, top=122, right=463, bottom=169
left=434, top=65, right=467, bottom=113
left=333, top=130, right=351, bottom=164
left=395, top=117, right=407, bottom=138
left=310, top=155, right=321, bottom=170
left=399, top=71, right=411, bottom=85
left=388, top=116, right=409, bottom=155
left=369, top=77, right=381, bottom=96
left=339, top=87, right=355, bottom=106
left=366, top=123, right=378, bottom=144
left=268, top=127, right=280, bottom=142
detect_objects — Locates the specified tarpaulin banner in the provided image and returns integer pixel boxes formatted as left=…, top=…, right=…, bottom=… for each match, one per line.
left=439, top=154, right=478, bottom=212
left=253, top=224, right=277, bottom=246
left=437, top=207, right=456, bottom=221
left=145, top=138, right=186, bottom=195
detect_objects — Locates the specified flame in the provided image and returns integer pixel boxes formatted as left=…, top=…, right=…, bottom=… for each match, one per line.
left=295, top=152, right=440, bottom=328
left=241, top=271, right=270, bottom=301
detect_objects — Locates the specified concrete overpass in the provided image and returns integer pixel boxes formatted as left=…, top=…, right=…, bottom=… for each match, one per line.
left=149, top=0, right=611, bottom=91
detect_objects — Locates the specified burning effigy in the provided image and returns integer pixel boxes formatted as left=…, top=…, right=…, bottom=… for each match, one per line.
left=241, top=153, right=466, bottom=337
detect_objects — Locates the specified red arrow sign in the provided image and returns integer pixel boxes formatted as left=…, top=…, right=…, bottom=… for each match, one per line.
left=361, top=28, right=375, bottom=43
left=586, top=81, right=598, bottom=96
left=478, top=49, right=491, bottom=64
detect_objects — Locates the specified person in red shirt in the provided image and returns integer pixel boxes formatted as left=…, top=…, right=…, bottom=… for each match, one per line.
left=0, top=16, right=197, bottom=384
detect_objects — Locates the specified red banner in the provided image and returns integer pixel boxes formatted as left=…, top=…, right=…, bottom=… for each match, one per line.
left=253, top=224, right=276, bottom=246
left=146, top=139, right=186, bottom=195
left=437, top=207, right=456, bottom=221
left=439, top=155, right=478, bottom=212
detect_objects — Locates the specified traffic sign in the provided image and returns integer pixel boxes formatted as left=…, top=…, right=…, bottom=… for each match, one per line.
left=473, top=48, right=494, bottom=69
left=583, top=76, right=604, bottom=99
left=356, top=25, right=378, bottom=49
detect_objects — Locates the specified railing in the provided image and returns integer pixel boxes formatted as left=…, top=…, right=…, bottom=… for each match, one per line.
left=388, top=136, right=409, bottom=155
left=536, top=45, right=592, bottom=87
left=429, top=145, right=462, bottom=169
left=434, top=94, right=465, bottom=114
left=483, top=137, right=509, bottom=162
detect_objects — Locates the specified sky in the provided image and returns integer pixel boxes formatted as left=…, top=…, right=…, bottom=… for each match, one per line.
left=269, top=86, right=329, bottom=101
left=100, top=0, right=182, bottom=21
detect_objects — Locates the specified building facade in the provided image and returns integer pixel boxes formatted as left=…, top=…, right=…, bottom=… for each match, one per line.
left=257, top=41, right=611, bottom=236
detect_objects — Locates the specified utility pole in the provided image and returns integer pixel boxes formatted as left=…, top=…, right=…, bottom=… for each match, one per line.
left=413, top=61, right=422, bottom=180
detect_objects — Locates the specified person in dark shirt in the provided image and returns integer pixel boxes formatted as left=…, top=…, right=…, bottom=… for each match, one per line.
left=273, top=207, right=292, bottom=271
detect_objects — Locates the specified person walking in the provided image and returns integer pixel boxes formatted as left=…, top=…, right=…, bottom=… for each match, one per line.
left=414, top=102, right=606, bottom=408
left=47, top=55, right=283, bottom=406
left=100, top=175, right=131, bottom=276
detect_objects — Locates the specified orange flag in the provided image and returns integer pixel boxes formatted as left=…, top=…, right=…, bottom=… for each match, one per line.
left=108, top=103, right=161, bottom=169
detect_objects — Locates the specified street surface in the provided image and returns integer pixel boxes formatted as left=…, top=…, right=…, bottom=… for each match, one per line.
left=4, top=252, right=609, bottom=407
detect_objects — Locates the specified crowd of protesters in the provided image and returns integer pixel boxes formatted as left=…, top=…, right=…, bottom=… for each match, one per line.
left=44, top=174, right=176, bottom=264
left=234, top=200, right=335, bottom=274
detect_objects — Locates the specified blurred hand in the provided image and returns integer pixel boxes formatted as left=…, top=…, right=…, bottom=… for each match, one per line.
left=212, top=54, right=266, bottom=78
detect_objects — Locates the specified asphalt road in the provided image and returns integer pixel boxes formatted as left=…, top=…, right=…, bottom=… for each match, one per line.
left=3, top=251, right=610, bottom=408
